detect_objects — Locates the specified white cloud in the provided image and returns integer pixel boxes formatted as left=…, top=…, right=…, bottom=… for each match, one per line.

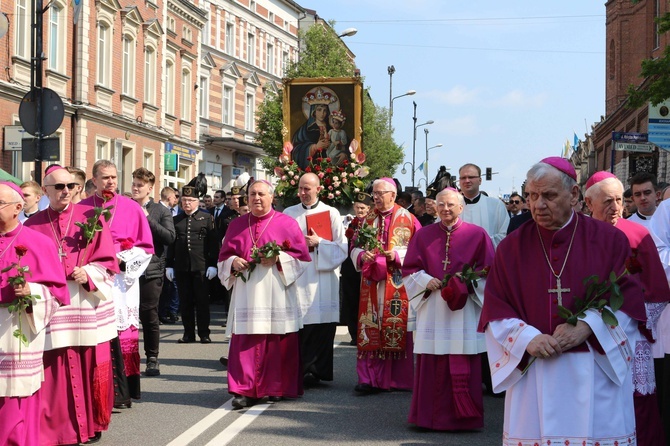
left=442, top=115, right=478, bottom=135
left=492, top=90, right=548, bottom=108
left=430, top=86, right=482, bottom=105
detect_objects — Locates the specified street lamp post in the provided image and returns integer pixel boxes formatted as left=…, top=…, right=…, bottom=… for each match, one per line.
left=390, top=90, right=415, bottom=129
left=411, top=101, right=433, bottom=188
left=387, top=65, right=415, bottom=129
left=424, top=127, right=442, bottom=182
left=338, top=28, right=358, bottom=38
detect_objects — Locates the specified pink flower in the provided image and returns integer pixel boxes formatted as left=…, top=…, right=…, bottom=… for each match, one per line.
left=283, top=141, right=293, bottom=154
left=281, top=175, right=287, bottom=181
left=356, top=152, right=366, bottom=164
left=328, top=186, right=333, bottom=190
left=335, top=191, right=341, bottom=196
left=274, top=166, right=284, bottom=176
left=290, top=180, right=296, bottom=186
left=333, top=175, right=339, bottom=181
left=327, top=193, right=334, bottom=199
left=318, top=172, right=325, bottom=179
left=342, top=178, right=348, bottom=184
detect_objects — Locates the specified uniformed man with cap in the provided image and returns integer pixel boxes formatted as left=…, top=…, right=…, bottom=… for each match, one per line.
left=418, top=187, right=438, bottom=226
left=166, top=184, right=218, bottom=343
left=340, top=191, right=373, bottom=344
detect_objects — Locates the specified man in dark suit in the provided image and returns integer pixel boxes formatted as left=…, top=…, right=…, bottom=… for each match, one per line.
left=209, top=189, right=229, bottom=308
left=166, top=185, right=218, bottom=344
left=131, top=168, right=176, bottom=376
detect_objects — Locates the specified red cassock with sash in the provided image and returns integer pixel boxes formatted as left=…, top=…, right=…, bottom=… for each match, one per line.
left=0, top=224, right=69, bottom=446
left=80, top=193, right=153, bottom=404
left=478, top=212, right=647, bottom=445
left=402, top=218, right=494, bottom=430
left=218, top=210, right=311, bottom=399
left=26, top=203, right=120, bottom=444
left=615, top=217, right=669, bottom=446
left=350, top=204, right=420, bottom=390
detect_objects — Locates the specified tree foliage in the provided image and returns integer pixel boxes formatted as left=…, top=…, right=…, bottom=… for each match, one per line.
left=255, top=20, right=403, bottom=179
left=627, top=12, right=670, bottom=107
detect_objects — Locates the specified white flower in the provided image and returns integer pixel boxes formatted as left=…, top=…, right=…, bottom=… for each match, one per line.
left=333, top=176, right=339, bottom=181
left=327, top=193, right=334, bottom=199
left=281, top=175, right=287, bottom=181
left=354, top=188, right=360, bottom=192
left=335, top=191, right=341, bottom=196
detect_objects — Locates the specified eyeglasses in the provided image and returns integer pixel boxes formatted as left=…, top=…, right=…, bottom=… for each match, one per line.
left=45, top=183, right=77, bottom=191
left=372, top=191, right=392, bottom=198
left=509, top=200, right=521, bottom=204
left=0, top=201, right=19, bottom=207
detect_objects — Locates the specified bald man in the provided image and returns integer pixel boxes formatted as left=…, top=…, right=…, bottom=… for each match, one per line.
left=283, top=173, right=348, bottom=386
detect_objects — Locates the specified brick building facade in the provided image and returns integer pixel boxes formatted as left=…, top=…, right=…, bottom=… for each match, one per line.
left=581, top=0, right=670, bottom=186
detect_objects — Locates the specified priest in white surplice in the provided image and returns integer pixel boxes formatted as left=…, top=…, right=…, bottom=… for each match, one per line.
left=458, top=163, right=509, bottom=248
left=218, top=180, right=312, bottom=410
left=479, top=157, right=646, bottom=445
left=283, top=173, right=347, bottom=386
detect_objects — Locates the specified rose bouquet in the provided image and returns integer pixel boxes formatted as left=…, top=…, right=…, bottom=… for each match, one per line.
left=235, top=240, right=292, bottom=283
left=1, top=245, right=42, bottom=358
left=75, top=189, right=114, bottom=266
left=273, top=140, right=369, bottom=208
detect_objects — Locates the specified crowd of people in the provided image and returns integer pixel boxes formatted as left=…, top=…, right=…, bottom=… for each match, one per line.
left=1, top=156, right=670, bottom=446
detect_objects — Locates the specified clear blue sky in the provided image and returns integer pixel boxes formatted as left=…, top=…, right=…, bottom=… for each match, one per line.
left=306, top=1, right=606, bottom=197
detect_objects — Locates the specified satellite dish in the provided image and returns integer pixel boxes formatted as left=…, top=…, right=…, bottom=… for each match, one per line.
left=0, top=13, right=8, bottom=39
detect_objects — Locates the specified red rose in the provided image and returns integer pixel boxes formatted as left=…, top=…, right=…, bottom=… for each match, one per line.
left=317, top=158, right=323, bottom=163
left=345, top=228, right=355, bottom=239
left=101, top=189, right=115, bottom=201
left=281, top=240, right=291, bottom=250
left=326, top=157, right=332, bottom=163
left=326, top=168, right=333, bottom=174
left=343, top=160, right=349, bottom=165
left=15, top=245, right=28, bottom=257
left=307, top=156, right=312, bottom=161
left=325, top=178, right=332, bottom=185
left=305, top=167, right=312, bottom=173
left=315, top=165, right=322, bottom=172
left=120, top=238, right=134, bottom=251
left=288, top=161, right=295, bottom=165
left=338, top=167, right=345, bottom=172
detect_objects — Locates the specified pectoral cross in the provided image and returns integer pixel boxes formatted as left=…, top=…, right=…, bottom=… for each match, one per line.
left=58, top=247, right=67, bottom=261
left=548, top=277, right=570, bottom=306
left=442, top=255, right=451, bottom=271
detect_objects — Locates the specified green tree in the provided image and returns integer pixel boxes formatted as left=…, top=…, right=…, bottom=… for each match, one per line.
left=256, top=20, right=403, bottom=179
left=627, top=12, right=670, bottom=107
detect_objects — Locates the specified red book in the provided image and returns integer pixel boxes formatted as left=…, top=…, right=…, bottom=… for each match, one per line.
left=306, top=211, right=333, bottom=241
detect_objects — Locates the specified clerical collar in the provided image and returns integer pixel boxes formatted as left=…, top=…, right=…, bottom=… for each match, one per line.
left=48, top=203, right=71, bottom=214
left=302, top=201, right=319, bottom=210
left=463, top=193, right=481, bottom=205
left=635, top=211, right=650, bottom=220
left=439, top=218, right=462, bottom=233
left=376, top=207, right=394, bottom=217
left=24, top=209, right=40, bottom=218
left=251, top=209, right=274, bottom=221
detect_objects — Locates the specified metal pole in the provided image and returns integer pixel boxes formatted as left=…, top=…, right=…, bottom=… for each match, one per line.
left=33, top=0, right=45, bottom=184
left=424, top=128, right=429, bottom=183
left=412, top=101, right=417, bottom=188
left=388, top=65, right=395, bottom=129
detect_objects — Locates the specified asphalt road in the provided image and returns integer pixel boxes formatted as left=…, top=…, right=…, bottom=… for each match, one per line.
left=98, top=307, right=504, bottom=445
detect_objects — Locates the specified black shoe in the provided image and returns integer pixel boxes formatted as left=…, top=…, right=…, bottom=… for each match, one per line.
left=146, top=357, right=160, bottom=376
left=268, top=396, right=282, bottom=402
left=200, top=337, right=212, bottom=344
left=219, top=356, right=228, bottom=367
left=349, top=339, right=357, bottom=346
left=169, top=313, right=180, bottom=323
left=178, top=336, right=195, bottom=344
left=160, top=315, right=175, bottom=325
left=303, top=372, right=320, bottom=387
left=354, top=383, right=376, bottom=394
left=84, top=432, right=102, bottom=444
left=231, top=396, right=257, bottom=410
left=114, top=401, right=132, bottom=409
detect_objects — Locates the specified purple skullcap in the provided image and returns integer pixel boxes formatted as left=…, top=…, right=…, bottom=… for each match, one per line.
left=45, top=164, right=67, bottom=177
left=0, top=181, right=25, bottom=200
left=444, top=187, right=459, bottom=193
left=379, top=177, right=397, bottom=190
left=540, top=157, right=577, bottom=181
left=586, top=171, right=618, bottom=191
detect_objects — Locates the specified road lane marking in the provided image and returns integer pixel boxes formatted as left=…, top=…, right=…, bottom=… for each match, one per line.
left=166, top=398, right=235, bottom=446
left=204, top=403, right=271, bottom=446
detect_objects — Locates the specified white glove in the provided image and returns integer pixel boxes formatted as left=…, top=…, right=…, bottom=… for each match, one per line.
left=165, top=268, right=175, bottom=282
left=206, top=266, right=217, bottom=280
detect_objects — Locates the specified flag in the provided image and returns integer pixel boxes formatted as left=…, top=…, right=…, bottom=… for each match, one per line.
left=563, top=139, right=571, bottom=158
left=72, top=0, right=83, bottom=25
left=573, top=133, right=579, bottom=151
left=418, top=162, right=424, bottom=172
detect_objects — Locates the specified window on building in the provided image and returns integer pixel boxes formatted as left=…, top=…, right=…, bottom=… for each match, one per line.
left=97, top=23, right=111, bottom=86
left=144, top=47, right=156, bottom=104
left=122, top=35, right=135, bottom=95
left=654, top=0, right=661, bottom=49
left=609, top=39, right=615, bottom=80
left=48, top=4, right=63, bottom=71
left=247, top=33, right=255, bottom=65
left=250, top=1, right=256, bottom=12
left=167, top=17, right=175, bottom=32
left=96, top=139, right=111, bottom=161
left=245, top=93, right=254, bottom=131
left=266, top=43, right=274, bottom=74
left=200, top=76, right=209, bottom=119
left=144, top=151, right=154, bottom=171
left=202, top=14, right=210, bottom=46
left=15, top=0, right=30, bottom=58
left=282, top=50, right=289, bottom=75
left=181, top=68, right=192, bottom=121
left=225, top=22, right=235, bottom=54
left=268, top=12, right=275, bottom=25
left=223, top=85, right=233, bottom=125
left=166, top=60, right=175, bottom=114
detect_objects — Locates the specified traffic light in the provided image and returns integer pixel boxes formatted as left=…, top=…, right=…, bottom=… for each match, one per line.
left=485, top=167, right=492, bottom=181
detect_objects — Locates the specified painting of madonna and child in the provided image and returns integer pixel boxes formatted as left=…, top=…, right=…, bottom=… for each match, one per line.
left=283, top=77, right=364, bottom=169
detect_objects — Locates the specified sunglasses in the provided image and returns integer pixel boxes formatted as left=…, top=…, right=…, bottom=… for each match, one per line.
left=509, top=200, right=521, bottom=204
left=45, top=183, right=77, bottom=191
